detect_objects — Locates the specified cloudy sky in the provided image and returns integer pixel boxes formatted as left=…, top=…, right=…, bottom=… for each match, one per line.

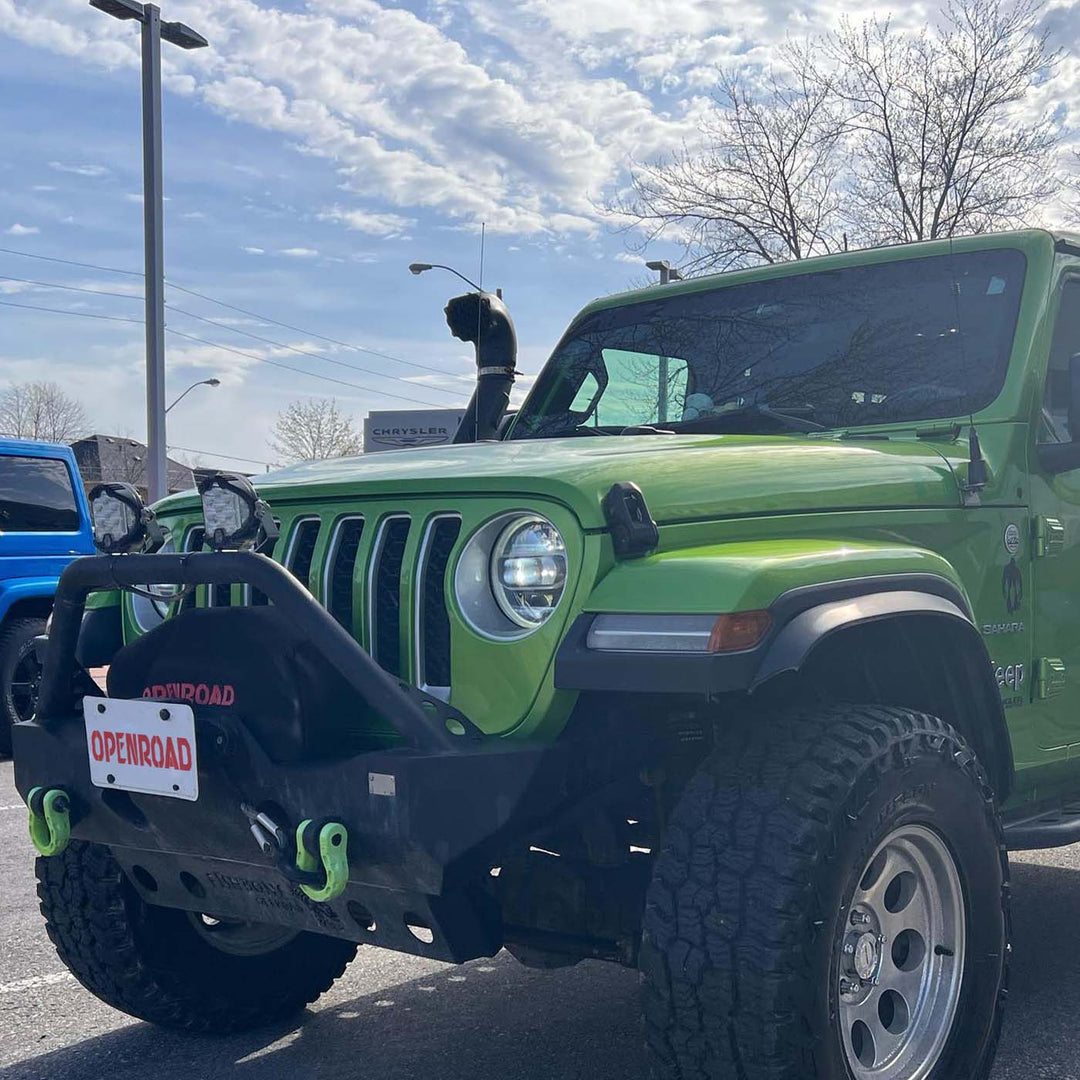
left=1, top=0, right=1077, bottom=470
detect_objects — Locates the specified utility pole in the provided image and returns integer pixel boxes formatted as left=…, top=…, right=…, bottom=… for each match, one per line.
left=89, top=0, right=207, bottom=501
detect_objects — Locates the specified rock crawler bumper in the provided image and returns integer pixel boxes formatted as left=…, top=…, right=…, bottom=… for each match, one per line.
left=12, top=551, right=600, bottom=964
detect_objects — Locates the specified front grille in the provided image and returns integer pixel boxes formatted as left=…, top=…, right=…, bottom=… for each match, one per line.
left=249, top=522, right=281, bottom=606
left=370, top=515, right=411, bottom=678
left=326, top=517, right=365, bottom=633
left=286, top=518, right=321, bottom=592
left=179, top=527, right=205, bottom=613
left=160, top=506, right=467, bottom=704
left=417, top=515, right=461, bottom=694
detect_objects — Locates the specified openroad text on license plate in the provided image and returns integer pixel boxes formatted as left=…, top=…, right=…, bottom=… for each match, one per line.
left=82, top=695, right=199, bottom=802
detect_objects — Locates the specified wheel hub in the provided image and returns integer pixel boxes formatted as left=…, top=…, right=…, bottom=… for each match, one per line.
left=836, top=824, right=966, bottom=1080
left=851, top=931, right=881, bottom=982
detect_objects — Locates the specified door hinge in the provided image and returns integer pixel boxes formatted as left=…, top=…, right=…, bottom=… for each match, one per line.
left=1035, top=516, right=1066, bottom=558
left=1037, top=657, right=1067, bottom=700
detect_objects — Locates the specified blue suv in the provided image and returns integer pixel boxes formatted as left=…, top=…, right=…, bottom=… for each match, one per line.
left=0, top=439, right=94, bottom=755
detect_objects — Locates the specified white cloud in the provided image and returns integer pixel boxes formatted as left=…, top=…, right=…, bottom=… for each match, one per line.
left=5, top=223, right=39, bottom=235
left=318, top=206, right=414, bottom=236
left=31, top=184, right=57, bottom=192
left=242, top=245, right=265, bottom=254
left=279, top=247, right=319, bottom=258
left=48, top=161, right=109, bottom=177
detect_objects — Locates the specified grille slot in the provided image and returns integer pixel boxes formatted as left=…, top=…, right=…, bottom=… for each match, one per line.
left=325, top=517, right=365, bottom=633
left=285, top=518, right=321, bottom=592
left=416, top=515, right=461, bottom=696
left=249, top=523, right=280, bottom=606
left=369, top=515, right=411, bottom=678
left=179, top=527, right=205, bottom=613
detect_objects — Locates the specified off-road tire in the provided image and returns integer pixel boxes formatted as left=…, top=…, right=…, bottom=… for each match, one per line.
left=0, top=616, right=46, bottom=757
left=640, top=704, right=1009, bottom=1080
left=37, top=841, right=357, bottom=1033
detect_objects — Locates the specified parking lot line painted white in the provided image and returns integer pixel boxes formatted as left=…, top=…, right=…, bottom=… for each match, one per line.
left=0, top=971, right=75, bottom=994
left=0, top=805, right=24, bottom=812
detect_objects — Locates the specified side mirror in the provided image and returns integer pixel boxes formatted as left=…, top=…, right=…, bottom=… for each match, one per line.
left=1038, top=353, right=1080, bottom=473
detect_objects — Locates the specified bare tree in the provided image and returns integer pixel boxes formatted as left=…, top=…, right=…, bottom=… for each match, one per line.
left=0, top=381, right=89, bottom=443
left=270, top=397, right=361, bottom=462
left=800, top=0, right=1060, bottom=245
left=612, top=68, right=847, bottom=273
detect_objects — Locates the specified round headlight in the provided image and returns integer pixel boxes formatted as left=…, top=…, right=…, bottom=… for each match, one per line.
left=490, top=517, right=567, bottom=629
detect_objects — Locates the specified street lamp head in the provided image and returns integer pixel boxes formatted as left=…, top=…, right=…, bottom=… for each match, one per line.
left=89, top=0, right=145, bottom=20
left=205, top=378, right=221, bottom=388
left=161, top=20, right=209, bottom=48
left=409, top=263, right=433, bottom=275
left=645, top=260, right=670, bottom=272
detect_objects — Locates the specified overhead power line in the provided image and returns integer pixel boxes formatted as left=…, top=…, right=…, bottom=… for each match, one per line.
left=165, top=303, right=466, bottom=400
left=0, top=269, right=467, bottom=401
left=0, top=244, right=467, bottom=381
left=0, top=298, right=143, bottom=324
left=0, top=274, right=143, bottom=302
left=0, top=246, right=143, bottom=278
left=164, top=279, right=456, bottom=377
left=168, top=444, right=279, bottom=468
left=0, top=274, right=469, bottom=407
left=166, top=328, right=450, bottom=408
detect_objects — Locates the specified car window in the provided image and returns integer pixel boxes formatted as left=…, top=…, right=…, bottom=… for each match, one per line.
left=0, top=454, right=80, bottom=532
left=511, top=247, right=1027, bottom=438
left=1040, top=279, right=1080, bottom=444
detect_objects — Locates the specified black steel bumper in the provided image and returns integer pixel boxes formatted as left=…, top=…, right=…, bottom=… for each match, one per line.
left=13, top=552, right=597, bottom=963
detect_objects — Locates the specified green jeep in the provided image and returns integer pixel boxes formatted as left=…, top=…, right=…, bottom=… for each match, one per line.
left=18, top=227, right=1080, bottom=1080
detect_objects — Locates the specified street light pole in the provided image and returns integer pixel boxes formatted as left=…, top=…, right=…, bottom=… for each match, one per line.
left=89, top=0, right=207, bottom=501
left=142, top=4, right=166, bottom=504
left=165, top=377, right=220, bottom=413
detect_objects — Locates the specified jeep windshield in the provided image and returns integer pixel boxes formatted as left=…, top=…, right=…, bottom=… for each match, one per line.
left=509, top=247, right=1026, bottom=439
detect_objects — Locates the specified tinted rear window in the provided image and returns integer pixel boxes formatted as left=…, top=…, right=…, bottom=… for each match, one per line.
left=0, top=455, right=80, bottom=532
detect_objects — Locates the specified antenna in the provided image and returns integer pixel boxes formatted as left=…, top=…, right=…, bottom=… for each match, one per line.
left=475, top=222, right=486, bottom=441
left=479, top=221, right=486, bottom=292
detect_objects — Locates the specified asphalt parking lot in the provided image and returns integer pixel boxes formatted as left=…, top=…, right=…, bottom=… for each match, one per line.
left=1, top=759, right=1079, bottom=1080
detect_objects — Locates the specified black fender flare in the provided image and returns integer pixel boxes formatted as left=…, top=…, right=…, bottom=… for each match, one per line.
left=555, top=573, right=1014, bottom=796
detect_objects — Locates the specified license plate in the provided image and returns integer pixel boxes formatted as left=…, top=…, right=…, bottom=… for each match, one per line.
left=83, top=696, right=199, bottom=801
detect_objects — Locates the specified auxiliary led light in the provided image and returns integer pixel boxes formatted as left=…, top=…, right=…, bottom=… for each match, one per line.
left=197, top=471, right=277, bottom=551
left=89, top=482, right=162, bottom=554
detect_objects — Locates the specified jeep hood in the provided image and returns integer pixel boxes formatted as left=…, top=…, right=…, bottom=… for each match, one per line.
left=160, top=435, right=960, bottom=529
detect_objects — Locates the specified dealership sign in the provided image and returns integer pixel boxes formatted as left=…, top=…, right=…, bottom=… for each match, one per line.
left=363, top=409, right=466, bottom=453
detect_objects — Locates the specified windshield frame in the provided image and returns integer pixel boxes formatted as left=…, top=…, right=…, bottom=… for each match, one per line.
left=507, top=241, right=1032, bottom=441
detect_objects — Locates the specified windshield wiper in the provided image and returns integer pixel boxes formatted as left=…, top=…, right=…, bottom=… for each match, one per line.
left=672, top=403, right=825, bottom=434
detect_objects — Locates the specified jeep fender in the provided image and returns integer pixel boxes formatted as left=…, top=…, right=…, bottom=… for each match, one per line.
left=0, top=577, right=58, bottom=625
left=556, top=539, right=1013, bottom=797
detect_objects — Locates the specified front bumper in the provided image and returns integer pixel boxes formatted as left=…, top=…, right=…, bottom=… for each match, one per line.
left=14, top=551, right=607, bottom=963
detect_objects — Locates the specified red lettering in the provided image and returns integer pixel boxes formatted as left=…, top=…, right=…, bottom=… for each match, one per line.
left=181, top=683, right=195, bottom=701
left=150, top=736, right=164, bottom=768
left=126, top=733, right=139, bottom=766
left=138, top=734, right=151, bottom=767
left=115, top=734, right=126, bottom=765
left=195, top=684, right=209, bottom=705
left=177, top=738, right=192, bottom=771
left=208, top=684, right=222, bottom=706
left=142, top=687, right=152, bottom=699
left=90, top=730, right=104, bottom=761
left=103, top=731, right=117, bottom=762
left=164, top=738, right=179, bottom=770
left=222, top=685, right=235, bottom=707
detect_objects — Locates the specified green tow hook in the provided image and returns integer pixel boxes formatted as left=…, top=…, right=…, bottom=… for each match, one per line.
left=27, top=787, right=71, bottom=858
left=295, top=819, right=348, bottom=903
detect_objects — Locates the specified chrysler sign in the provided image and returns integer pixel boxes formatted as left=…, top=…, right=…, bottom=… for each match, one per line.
left=363, top=409, right=466, bottom=453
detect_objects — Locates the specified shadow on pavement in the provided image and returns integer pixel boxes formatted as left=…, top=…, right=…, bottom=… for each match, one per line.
left=0, top=951, right=645, bottom=1080
left=5, top=859, right=1080, bottom=1080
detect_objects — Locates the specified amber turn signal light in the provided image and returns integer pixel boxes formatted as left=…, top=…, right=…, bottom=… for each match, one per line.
left=708, top=610, right=772, bottom=652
